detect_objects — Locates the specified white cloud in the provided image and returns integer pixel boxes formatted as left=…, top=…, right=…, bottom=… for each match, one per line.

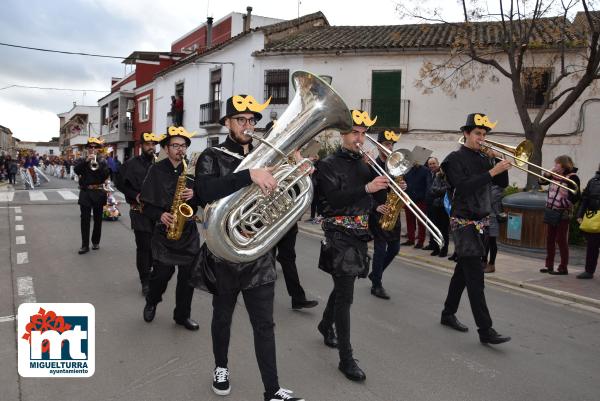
left=0, top=98, right=59, bottom=142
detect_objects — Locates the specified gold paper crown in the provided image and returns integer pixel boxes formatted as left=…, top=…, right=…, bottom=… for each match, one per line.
left=474, top=114, right=497, bottom=129
left=167, top=126, right=196, bottom=139
left=87, top=137, right=105, bottom=145
left=142, top=132, right=166, bottom=142
left=384, top=130, right=400, bottom=142
left=232, top=95, right=271, bottom=113
left=351, top=110, right=377, bottom=127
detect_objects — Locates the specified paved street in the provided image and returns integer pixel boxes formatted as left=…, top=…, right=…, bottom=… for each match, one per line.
left=2, top=176, right=600, bottom=401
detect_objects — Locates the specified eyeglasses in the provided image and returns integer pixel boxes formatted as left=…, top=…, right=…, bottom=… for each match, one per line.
left=168, top=143, right=188, bottom=150
left=87, top=146, right=100, bottom=150
left=233, top=117, right=257, bottom=126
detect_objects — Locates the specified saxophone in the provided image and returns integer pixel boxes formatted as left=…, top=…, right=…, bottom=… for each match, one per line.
left=379, top=176, right=405, bottom=231
left=166, top=159, right=194, bottom=241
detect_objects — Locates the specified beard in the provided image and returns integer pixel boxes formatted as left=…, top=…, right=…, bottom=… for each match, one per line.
left=231, top=130, right=252, bottom=145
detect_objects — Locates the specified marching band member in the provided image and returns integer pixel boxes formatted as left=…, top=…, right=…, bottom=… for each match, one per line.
left=368, top=130, right=406, bottom=299
left=75, top=137, right=110, bottom=255
left=440, top=113, right=511, bottom=345
left=194, top=95, right=305, bottom=401
left=140, top=127, right=200, bottom=331
left=116, top=133, right=161, bottom=296
left=316, top=109, right=388, bottom=381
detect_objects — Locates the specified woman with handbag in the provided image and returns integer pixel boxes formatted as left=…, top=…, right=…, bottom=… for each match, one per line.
left=576, top=164, right=600, bottom=279
left=540, top=155, right=580, bottom=275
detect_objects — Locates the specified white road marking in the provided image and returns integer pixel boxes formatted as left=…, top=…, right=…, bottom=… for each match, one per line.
left=15, top=215, right=22, bottom=221
left=15, top=225, right=24, bottom=231
left=0, top=315, right=15, bottom=323
left=17, top=276, right=36, bottom=304
left=57, top=190, right=78, bottom=200
left=17, top=252, right=29, bottom=264
left=0, top=192, right=14, bottom=202
left=16, top=236, right=26, bottom=245
left=28, top=191, right=48, bottom=201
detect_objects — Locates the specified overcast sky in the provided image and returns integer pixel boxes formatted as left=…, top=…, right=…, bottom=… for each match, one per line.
left=0, top=0, right=575, bottom=141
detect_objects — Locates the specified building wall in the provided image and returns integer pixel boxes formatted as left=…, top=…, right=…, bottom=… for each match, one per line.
left=133, top=88, right=154, bottom=155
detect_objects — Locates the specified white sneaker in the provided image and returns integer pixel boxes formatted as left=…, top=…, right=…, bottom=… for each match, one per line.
left=265, top=387, right=305, bottom=401
left=212, top=367, right=231, bottom=396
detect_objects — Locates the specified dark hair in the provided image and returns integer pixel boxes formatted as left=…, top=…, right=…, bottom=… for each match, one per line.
left=554, top=155, right=574, bottom=172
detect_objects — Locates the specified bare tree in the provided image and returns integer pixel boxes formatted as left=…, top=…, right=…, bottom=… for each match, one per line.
left=398, top=0, right=600, bottom=188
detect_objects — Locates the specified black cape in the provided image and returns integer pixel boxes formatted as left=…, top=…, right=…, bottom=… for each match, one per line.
left=74, top=159, right=109, bottom=208
left=117, top=154, right=154, bottom=233
left=140, top=158, right=199, bottom=265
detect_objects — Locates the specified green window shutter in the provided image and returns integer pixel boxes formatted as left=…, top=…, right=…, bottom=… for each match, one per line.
left=371, top=71, right=401, bottom=128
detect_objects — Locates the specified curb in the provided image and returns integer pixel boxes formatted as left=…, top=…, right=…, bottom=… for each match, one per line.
left=298, top=225, right=600, bottom=311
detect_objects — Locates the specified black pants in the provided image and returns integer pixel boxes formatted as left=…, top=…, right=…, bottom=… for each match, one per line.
left=274, top=224, right=306, bottom=301
left=428, top=206, right=450, bottom=251
left=442, top=256, right=492, bottom=332
left=134, top=230, right=153, bottom=284
left=212, top=283, right=279, bottom=394
left=146, top=261, right=194, bottom=321
left=484, top=236, right=498, bottom=265
left=80, top=204, right=103, bottom=247
left=8, top=173, right=16, bottom=184
left=322, top=275, right=356, bottom=361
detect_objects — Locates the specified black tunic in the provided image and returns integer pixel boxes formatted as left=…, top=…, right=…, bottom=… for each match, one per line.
left=117, top=154, right=154, bottom=233
left=140, top=158, right=200, bottom=265
left=74, top=159, right=110, bottom=208
left=194, top=135, right=276, bottom=293
left=369, top=156, right=401, bottom=242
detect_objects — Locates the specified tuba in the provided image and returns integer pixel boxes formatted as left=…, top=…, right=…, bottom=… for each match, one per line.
left=204, top=71, right=352, bottom=263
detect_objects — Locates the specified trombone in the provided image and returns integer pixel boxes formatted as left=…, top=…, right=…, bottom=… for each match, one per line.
left=459, top=137, right=579, bottom=195
left=357, top=136, right=445, bottom=248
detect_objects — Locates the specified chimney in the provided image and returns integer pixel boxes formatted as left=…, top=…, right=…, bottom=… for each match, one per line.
left=206, top=17, right=213, bottom=48
left=245, top=6, right=253, bottom=32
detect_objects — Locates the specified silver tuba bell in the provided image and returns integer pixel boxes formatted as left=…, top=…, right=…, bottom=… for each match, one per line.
left=203, top=71, right=352, bottom=263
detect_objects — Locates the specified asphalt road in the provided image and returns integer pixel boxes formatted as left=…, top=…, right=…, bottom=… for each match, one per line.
left=1, top=176, right=599, bottom=401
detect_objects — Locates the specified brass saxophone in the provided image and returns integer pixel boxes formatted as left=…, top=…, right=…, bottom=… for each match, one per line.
left=379, top=176, right=405, bottom=231
left=166, top=159, right=194, bottom=241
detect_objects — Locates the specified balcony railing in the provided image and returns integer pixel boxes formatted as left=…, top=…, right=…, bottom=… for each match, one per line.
left=360, top=98, right=410, bottom=131
left=199, top=100, right=222, bottom=126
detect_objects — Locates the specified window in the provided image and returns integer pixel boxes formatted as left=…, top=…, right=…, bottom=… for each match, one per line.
left=138, top=96, right=150, bottom=122
left=175, top=82, right=184, bottom=98
left=208, top=137, right=220, bottom=147
left=371, top=70, right=402, bottom=127
left=264, top=69, right=289, bottom=104
left=523, top=67, right=553, bottom=109
left=49, top=149, right=54, bottom=155
left=210, top=69, right=222, bottom=102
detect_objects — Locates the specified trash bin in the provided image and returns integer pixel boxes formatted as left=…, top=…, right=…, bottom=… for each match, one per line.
left=499, top=191, right=547, bottom=249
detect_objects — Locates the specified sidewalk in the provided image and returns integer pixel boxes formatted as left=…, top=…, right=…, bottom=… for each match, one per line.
left=297, top=214, right=600, bottom=310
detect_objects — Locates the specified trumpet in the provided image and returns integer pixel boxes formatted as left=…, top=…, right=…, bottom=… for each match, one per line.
left=89, top=154, right=99, bottom=171
left=459, top=137, right=579, bottom=194
left=358, top=136, right=445, bottom=247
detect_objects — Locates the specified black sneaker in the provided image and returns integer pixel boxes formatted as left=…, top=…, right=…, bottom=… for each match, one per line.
left=264, top=388, right=305, bottom=401
left=212, top=367, right=231, bottom=396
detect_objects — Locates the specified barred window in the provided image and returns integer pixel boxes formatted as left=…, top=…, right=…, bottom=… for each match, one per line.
left=211, top=69, right=221, bottom=103
left=264, top=69, right=289, bottom=104
left=523, top=67, right=553, bottom=109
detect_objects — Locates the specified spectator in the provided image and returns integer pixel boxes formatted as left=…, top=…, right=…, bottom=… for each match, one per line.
left=576, top=163, right=600, bottom=279
left=427, top=163, right=450, bottom=257
left=7, top=156, right=18, bottom=185
left=174, top=95, right=184, bottom=126
left=402, top=161, right=431, bottom=248
left=483, top=182, right=506, bottom=273
left=540, top=155, right=580, bottom=275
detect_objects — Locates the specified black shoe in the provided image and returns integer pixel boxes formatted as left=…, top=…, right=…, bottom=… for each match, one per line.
left=548, top=270, right=568, bottom=275
left=479, top=328, right=511, bottom=345
left=576, top=271, right=594, bottom=279
left=448, top=253, right=458, bottom=261
left=370, top=286, right=390, bottom=300
left=175, top=318, right=199, bottom=331
left=78, top=246, right=90, bottom=255
left=91, top=243, right=99, bottom=250
left=292, top=298, right=319, bottom=309
left=539, top=267, right=554, bottom=273
left=143, top=303, right=156, bottom=322
left=438, top=248, right=448, bottom=257
left=338, top=359, right=366, bottom=381
left=141, top=282, right=150, bottom=297
left=317, top=321, right=338, bottom=348
left=264, top=388, right=305, bottom=401
left=401, top=240, right=414, bottom=246
left=414, top=243, right=424, bottom=249
left=440, top=314, right=469, bottom=332
left=212, top=366, right=231, bottom=396
left=430, top=249, right=440, bottom=256
left=423, top=244, right=435, bottom=251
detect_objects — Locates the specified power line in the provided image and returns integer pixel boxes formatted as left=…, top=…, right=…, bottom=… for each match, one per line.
left=0, top=42, right=126, bottom=59
left=0, top=84, right=109, bottom=93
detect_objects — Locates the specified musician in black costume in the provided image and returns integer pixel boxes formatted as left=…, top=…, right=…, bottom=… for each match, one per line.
left=368, top=130, right=406, bottom=300
left=440, top=113, right=511, bottom=345
left=116, top=132, right=161, bottom=296
left=75, top=137, right=110, bottom=255
left=140, top=127, right=200, bottom=331
left=316, top=109, right=388, bottom=381
left=194, top=95, right=305, bottom=401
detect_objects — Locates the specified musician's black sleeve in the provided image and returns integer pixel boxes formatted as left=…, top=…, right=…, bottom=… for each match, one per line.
left=194, top=149, right=252, bottom=207
left=317, top=160, right=369, bottom=209
left=442, top=154, right=492, bottom=193
left=73, top=160, right=86, bottom=175
left=142, top=202, right=164, bottom=222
